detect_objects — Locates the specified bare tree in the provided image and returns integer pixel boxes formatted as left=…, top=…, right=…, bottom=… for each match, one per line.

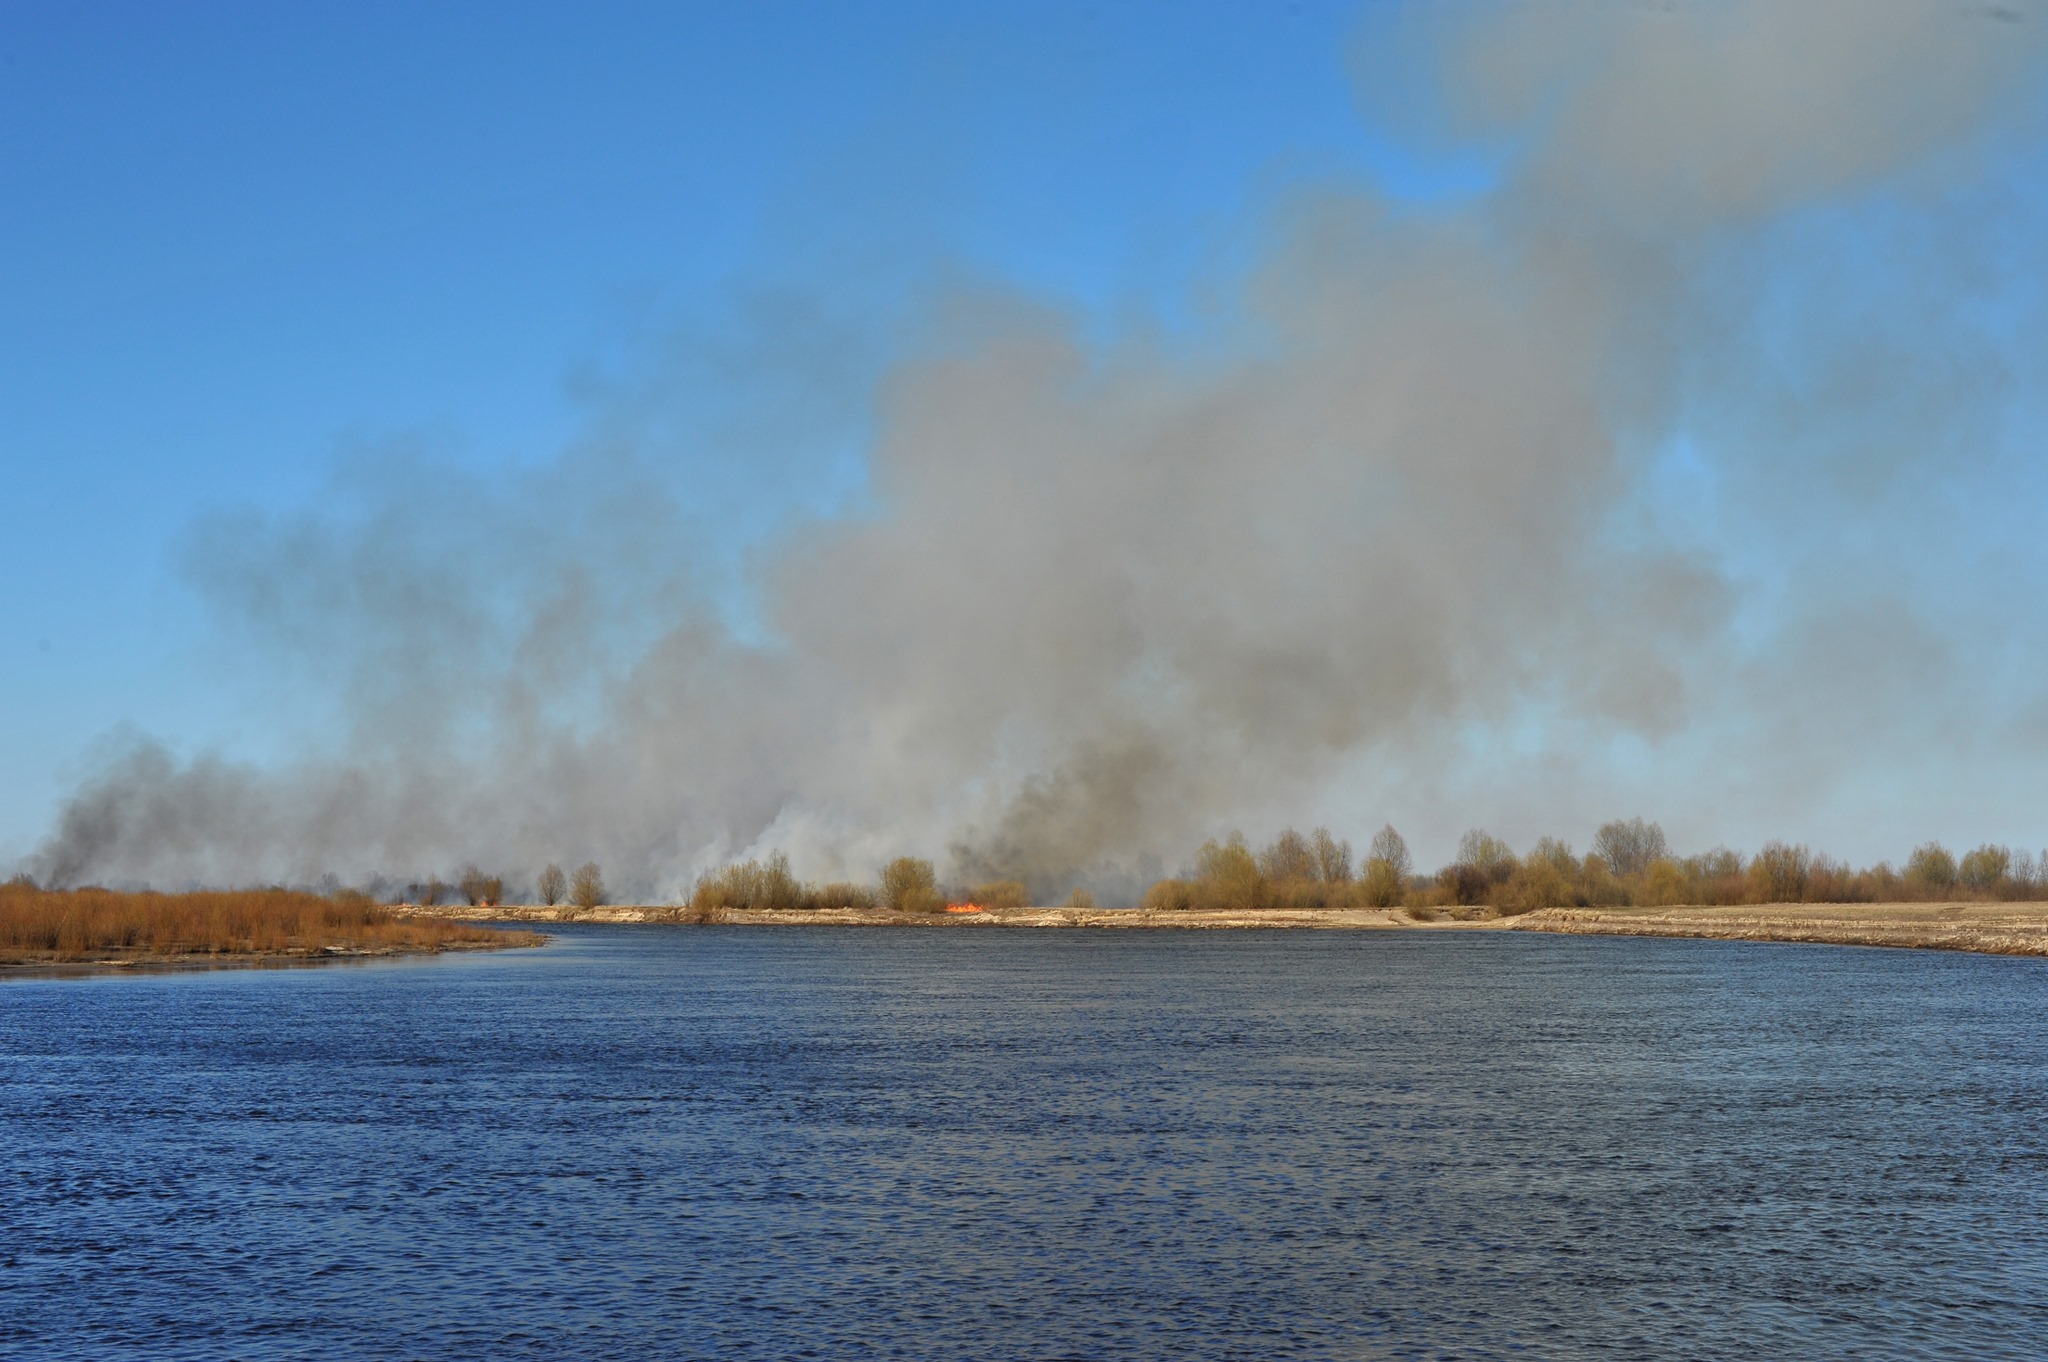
left=1310, top=827, right=1353, bottom=883
left=1593, top=818, right=1669, bottom=878
left=414, top=875, right=446, bottom=908
left=537, top=863, right=567, bottom=907
left=1258, top=827, right=1318, bottom=882
left=1905, top=842, right=1958, bottom=897
left=1367, top=824, right=1411, bottom=879
left=1456, top=829, right=1515, bottom=875
left=1361, top=825, right=1410, bottom=907
left=570, top=862, right=606, bottom=914
left=1959, top=844, right=2011, bottom=893
left=458, top=864, right=502, bottom=907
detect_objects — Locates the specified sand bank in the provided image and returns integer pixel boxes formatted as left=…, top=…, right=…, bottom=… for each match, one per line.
left=0, top=935, right=542, bottom=978
left=1503, top=901, right=2048, bottom=957
left=404, top=899, right=2048, bottom=958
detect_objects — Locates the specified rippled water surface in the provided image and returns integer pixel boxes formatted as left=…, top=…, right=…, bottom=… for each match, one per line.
left=4, top=927, right=2048, bottom=1359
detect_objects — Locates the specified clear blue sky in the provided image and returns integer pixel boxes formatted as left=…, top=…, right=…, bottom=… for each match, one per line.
left=5, top=1, right=2046, bottom=879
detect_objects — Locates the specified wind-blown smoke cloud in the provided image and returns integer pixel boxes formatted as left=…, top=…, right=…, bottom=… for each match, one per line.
left=33, top=1, right=2048, bottom=898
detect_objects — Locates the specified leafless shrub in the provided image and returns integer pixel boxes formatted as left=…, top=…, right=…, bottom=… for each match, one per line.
left=1748, top=841, right=1812, bottom=903
left=1142, top=879, right=1194, bottom=912
left=1359, top=860, right=1405, bottom=908
left=1194, top=834, right=1269, bottom=911
left=570, top=862, right=606, bottom=913
left=972, top=880, right=1029, bottom=909
left=814, top=881, right=879, bottom=910
left=1639, top=858, right=1689, bottom=907
left=1683, top=848, right=1747, bottom=905
left=458, top=865, right=504, bottom=907
left=1905, top=842, right=1958, bottom=899
left=1959, top=844, right=2012, bottom=895
left=1805, top=854, right=1866, bottom=903
left=881, top=857, right=941, bottom=912
left=1437, top=862, right=1491, bottom=906
left=693, top=850, right=804, bottom=913
left=1500, top=857, right=1576, bottom=913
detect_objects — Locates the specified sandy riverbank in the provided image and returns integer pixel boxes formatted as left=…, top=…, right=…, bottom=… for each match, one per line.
left=1504, top=901, right=2048, bottom=957
left=400, top=899, right=2048, bottom=957
left=0, top=935, right=543, bottom=978
left=402, top=902, right=1435, bottom=929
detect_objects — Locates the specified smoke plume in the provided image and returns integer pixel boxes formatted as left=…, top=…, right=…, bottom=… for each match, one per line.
left=33, top=2, right=2048, bottom=899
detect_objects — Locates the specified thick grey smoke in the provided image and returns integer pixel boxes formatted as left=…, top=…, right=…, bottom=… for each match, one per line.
left=32, top=2, right=2048, bottom=898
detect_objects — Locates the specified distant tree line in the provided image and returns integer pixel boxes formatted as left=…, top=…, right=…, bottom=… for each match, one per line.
left=1140, top=817, right=2048, bottom=916
left=682, top=853, right=1106, bottom=921
left=392, top=860, right=607, bottom=916
left=237, top=818, right=2048, bottom=923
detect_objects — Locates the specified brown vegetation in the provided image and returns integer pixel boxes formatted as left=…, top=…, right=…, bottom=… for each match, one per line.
left=689, top=852, right=895, bottom=917
left=972, top=880, right=1030, bottom=910
left=570, top=862, right=606, bottom=914
left=536, top=863, right=567, bottom=906
left=1137, top=820, right=2048, bottom=917
left=0, top=880, right=537, bottom=966
left=458, top=864, right=505, bottom=908
left=880, top=856, right=943, bottom=913
left=481, top=822, right=2048, bottom=931
left=1512, top=901, right=2048, bottom=958
left=670, top=853, right=1055, bottom=919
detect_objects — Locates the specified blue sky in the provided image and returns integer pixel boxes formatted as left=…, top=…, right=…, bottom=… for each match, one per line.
left=6, top=1, right=2048, bottom=884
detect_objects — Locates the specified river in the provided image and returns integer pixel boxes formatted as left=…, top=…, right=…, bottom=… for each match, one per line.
left=4, top=926, right=2045, bottom=1359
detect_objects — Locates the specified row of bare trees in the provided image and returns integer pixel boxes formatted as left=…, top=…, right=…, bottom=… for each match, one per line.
left=683, top=852, right=1102, bottom=920
left=1143, top=818, right=2048, bottom=913
left=400, top=862, right=606, bottom=913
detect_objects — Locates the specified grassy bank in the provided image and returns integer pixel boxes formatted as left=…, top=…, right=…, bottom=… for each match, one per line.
left=0, top=882, right=543, bottom=969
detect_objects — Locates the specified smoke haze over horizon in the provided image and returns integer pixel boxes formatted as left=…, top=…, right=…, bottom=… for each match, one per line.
left=13, top=2, right=2048, bottom=900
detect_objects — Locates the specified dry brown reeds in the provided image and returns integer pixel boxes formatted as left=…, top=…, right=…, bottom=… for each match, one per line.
left=0, top=881, right=537, bottom=965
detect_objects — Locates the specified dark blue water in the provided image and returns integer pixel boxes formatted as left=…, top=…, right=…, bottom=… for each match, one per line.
left=4, top=927, right=2046, bottom=1360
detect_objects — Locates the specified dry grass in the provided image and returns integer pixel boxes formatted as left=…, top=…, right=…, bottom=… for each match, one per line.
left=0, top=882, right=540, bottom=965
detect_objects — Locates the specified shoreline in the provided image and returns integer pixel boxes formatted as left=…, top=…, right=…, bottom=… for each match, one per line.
left=399, top=900, right=2048, bottom=958
left=0, top=936, right=542, bottom=979
left=1505, top=901, right=2048, bottom=958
